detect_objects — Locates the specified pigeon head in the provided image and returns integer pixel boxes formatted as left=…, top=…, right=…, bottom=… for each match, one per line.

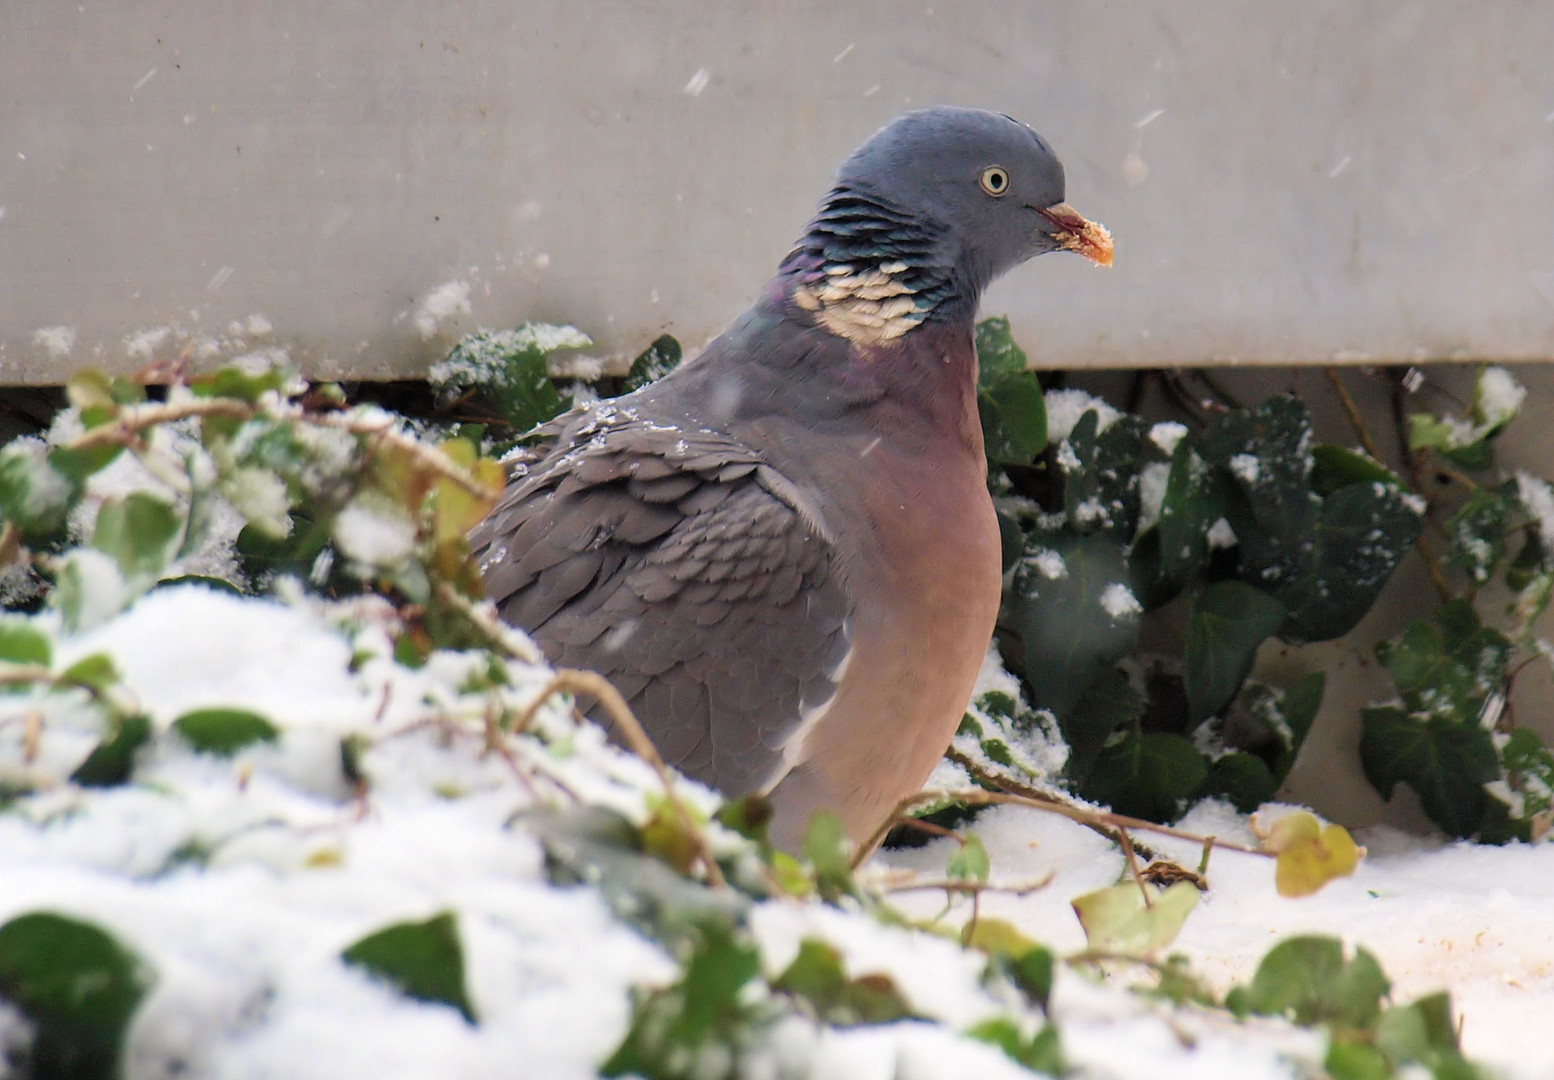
left=786, top=106, right=1111, bottom=345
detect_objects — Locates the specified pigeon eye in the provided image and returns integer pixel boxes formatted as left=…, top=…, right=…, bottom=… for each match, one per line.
left=979, top=166, right=1010, bottom=196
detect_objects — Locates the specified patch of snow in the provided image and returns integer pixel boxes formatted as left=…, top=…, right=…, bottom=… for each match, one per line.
left=1100, top=582, right=1142, bottom=621
left=31, top=325, right=76, bottom=358
left=1029, top=548, right=1068, bottom=580
left=124, top=325, right=174, bottom=361
left=1516, top=471, right=1554, bottom=541
left=413, top=281, right=473, bottom=340
left=331, top=493, right=417, bottom=568
left=1229, top=453, right=1261, bottom=485
left=1207, top=517, right=1238, bottom=550
left=1073, top=496, right=1107, bottom=526
left=1476, top=366, right=1526, bottom=428
left=1044, top=389, right=1120, bottom=445
left=1148, top=421, right=1188, bottom=456
left=1136, top=460, right=1171, bottom=532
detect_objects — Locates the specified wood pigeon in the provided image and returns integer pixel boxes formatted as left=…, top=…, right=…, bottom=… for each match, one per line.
left=472, top=107, right=1111, bottom=850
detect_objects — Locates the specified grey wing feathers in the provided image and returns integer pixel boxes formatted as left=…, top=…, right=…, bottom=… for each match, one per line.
left=471, top=406, right=851, bottom=795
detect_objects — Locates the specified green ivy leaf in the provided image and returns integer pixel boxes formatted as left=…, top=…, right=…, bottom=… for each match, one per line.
left=1080, top=731, right=1207, bottom=823
left=974, top=316, right=1029, bottom=381
left=92, top=491, right=182, bottom=582
left=1060, top=666, right=1146, bottom=784
left=946, top=833, right=991, bottom=883
left=801, top=811, right=857, bottom=904
left=1229, top=935, right=1389, bottom=1028
left=433, top=325, right=585, bottom=433
left=236, top=509, right=333, bottom=585
left=60, top=652, right=121, bottom=693
left=0, top=441, right=77, bottom=542
left=1445, top=488, right=1509, bottom=584
left=1276, top=481, right=1424, bottom=642
left=1374, top=992, right=1478, bottom=1074
left=1157, top=441, right=1230, bottom=585
left=47, top=443, right=125, bottom=487
left=1310, top=445, right=1404, bottom=497
left=171, top=707, right=280, bottom=756
left=1375, top=602, right=1510, bottom=723
left=1061, top=411, right=1146, bottom=538
left=1012, top=533, right=1140, bottom=719
left=1072, top=880, right=1201, bottom=956
left=624, top=334, right=683, bottom=393
left=965, top=1016, right=1064, bottom=1075
left=1195, top=752, right=1278, bottom=813
left=71, top=714, right=154, bottom=788
left=772, top=938, right=915, bottom=1026
left=1359, top=707, right=1498, bottom=838
left=979, top=370, right=1048, bottom=466
left=0, top=911, right=153, bottom=1080
left=0, top=618, right=51, bottom=666
left=601, top=924, right=763, bottom=1078
left=1184, top=581, right=1287, bottom=722
left=187, top=365, right=288, bottom=403
left=1501, top=728, right=1554, bottom=829
left=341, top=911, right=475, bottom=1023
left=1202, top=395, right=1320, bottom=563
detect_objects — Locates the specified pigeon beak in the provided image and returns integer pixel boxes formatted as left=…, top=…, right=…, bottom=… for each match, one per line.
left=1038, top=202, right=1113, bottom=267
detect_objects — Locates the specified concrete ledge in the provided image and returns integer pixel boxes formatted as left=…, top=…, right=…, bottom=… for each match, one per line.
left=1, top=2, right=1552, bottom=381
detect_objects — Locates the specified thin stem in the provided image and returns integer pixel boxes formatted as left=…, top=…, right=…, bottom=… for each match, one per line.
left=943, top=747, right=1160, bottom=861
left=519, top=667, right=725, bottom=889
left=1324, top=367, right=1386, bottom=463
left=65, top=399, right=255, bottom=451
left=882, top=874, right=1055, bottom=898
left=435, top=582, right=543, bottom=665
left=1193, top=369, right=1245, bottom=412
left=0, top=523, right=20, bottom=572
left=852, top=785, right=1271, bottom=872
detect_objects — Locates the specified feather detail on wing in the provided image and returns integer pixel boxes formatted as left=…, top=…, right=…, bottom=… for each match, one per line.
left=471, top=403, right=852, bottom=796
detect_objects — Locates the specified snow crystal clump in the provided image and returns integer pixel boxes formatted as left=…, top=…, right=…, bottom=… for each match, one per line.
left=1136, top=461, right=1171, bottom=532
left=1149, top=421, right=1188, bottom=456
left=1044, top=389, right=1121, bottom=444
left=1207, top=517, right=1239, bottom=550
left=1100, top=582, right=1143, bottom=620
left=1029, top=548, right=1068, bottom=580
left=412, top=280, right=473, bottom=340
left=1229, top=453, right=1261, bottom=485
left=1477, top=366, right=1526, bottom=428
left=31, top=325, right=76, bottom=357
left=1516, top=471, right=1554, bottom=542
left=332, top=493, right=417, bottom=567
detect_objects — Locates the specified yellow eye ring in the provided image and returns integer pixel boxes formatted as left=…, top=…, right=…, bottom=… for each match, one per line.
left=979, top=165, right=1010, bottom=196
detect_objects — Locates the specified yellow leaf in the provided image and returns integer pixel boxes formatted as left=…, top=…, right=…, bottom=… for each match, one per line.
left=965, top=917, right=1039, bottom=959
left=1071, top=880, right=1200, bottom=956
left=438, top=437, right=478, bottom=468
left=1256, top=810, right=1363, bottom=898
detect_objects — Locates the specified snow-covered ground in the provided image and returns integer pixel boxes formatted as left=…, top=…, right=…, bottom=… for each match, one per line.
left=3, top=585, right=1552, bottom=1078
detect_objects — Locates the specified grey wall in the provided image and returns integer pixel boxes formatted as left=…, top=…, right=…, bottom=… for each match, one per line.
left=2, top=2, right=1552, bottom=383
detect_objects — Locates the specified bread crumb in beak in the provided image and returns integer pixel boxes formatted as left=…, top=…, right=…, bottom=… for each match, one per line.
left=1040, top=202, right=1114, bottom=267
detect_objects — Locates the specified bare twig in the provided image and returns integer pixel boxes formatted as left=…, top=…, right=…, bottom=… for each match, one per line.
left=853, top=785, right=1272, bottom=873
left=882, top=873, right=1056, bottom=898
left=1324, top=367, right=1386, bottom=463
left=65, top=398, right=255, bottom=451
left=1117, top=827, right=1150, bottom=907
left=944, top=747, right=1159, bottom=861
left=315, top=411, right=501, bottom=501
left=434, top=582, right=543, bottom=665
left=518, top=667, right=725, bottom=888
left=0, top=523, right=20, bottom=573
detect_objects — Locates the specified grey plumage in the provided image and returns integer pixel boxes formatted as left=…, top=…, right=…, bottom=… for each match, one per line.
left=471, top=106, right=1110, bottom=848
